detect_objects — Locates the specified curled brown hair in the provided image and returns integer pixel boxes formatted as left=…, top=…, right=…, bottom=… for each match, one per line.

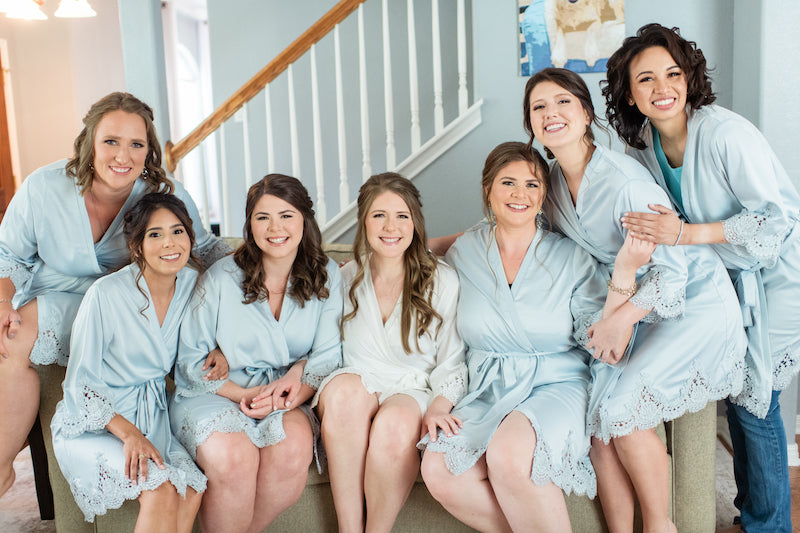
left=234, top=174, right=329, bottom=306
left=523, top=68, right=602, bottom=159
left=602, top=23, right=716, bottom=149
left=66, top=92, right=173, bottom=195
left=345, top=173, right=441, bottom=354
left=123, top=192, right=199, bottom=313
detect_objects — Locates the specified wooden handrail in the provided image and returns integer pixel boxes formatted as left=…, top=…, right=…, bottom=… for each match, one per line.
left=164, top=0, right=368, bottom=173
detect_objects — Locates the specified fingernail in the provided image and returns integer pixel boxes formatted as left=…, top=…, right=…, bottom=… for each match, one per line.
left=285, top=401, right=291, bottom=407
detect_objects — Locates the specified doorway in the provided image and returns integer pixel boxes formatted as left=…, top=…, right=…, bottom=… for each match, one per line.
left=0, top=39, right=17, bottom=217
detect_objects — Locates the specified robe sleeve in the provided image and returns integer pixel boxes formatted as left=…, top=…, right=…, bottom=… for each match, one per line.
left=569, top=247, right=608, bottom=347
left=619, top=180, right=688, bottom=320
left=428, top=264, right=467, bottom=406
left=710, top=119, right=797, bottom=268
left=0, top=177, right=39, bottom=291
left=301, top=260, right=343, bottom=389
left=55, top=284, right=117, bottom=438
left=174, top=269, right=226, bottom=397
left=172, top=182, right=232, bottom=267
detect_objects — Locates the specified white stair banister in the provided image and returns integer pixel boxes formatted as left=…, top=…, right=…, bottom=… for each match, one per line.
left=357, top=4, right=372, bottom=182
left=288, top=64, right=301, bottom=178
left=457, top=0, right=468, bottom=114
left=219, top=122, right=232, bottom=236
left=334, top=25, right=349, bottom=211
left=382, top=0, right=396, bottom=170
left=407, top=0, right=421, bottom=151
left=432, top=0, right=444, bottom=133
left=264, top=85, right=275, bottom=173
left=310, top=44, right=327, bottom=224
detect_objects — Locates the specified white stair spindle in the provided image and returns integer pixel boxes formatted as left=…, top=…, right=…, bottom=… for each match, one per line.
left=334, top=25, right=349, bottom=210
left=407, top=0, right=421, bottom=151
left=432, top=0, right=444, bottom=133
left=288, top=64, right=301, bottom=178
left=264, top=85, right=275, bottom=173
left=310, top=44, right=327, bottom=224
left=457, top=0, right=468, bottom=114
left=357, top=5, right=372, bottom=182
left=381, top=0, right=396, bottom=169
left=219, top=123, right=232, bottom=236
left=241, top=105, right=253, bottom=188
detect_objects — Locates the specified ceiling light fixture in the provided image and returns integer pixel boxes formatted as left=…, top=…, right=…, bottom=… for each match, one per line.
left=6, top=0, right=48, bottom=20
left=55, top=0, right=96, bottom=18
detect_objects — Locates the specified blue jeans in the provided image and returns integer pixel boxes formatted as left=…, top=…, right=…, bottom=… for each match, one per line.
left=725, top=391, right=792, bottom=533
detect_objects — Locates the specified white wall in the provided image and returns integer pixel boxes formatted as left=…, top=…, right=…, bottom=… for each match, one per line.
left=0, top=2, right=125, bottom=179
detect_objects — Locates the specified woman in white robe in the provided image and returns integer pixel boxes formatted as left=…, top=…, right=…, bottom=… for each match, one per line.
left=419, top=142, right=642, bottom=533
left=51, top=193, right=206, bottom=532
left=0, top=93, right=228, bottom=497
left=314, top=173, right=467, bottom=532
left=604, top=23, right=800, bottom=533
left=170, top=174, right=342, bottom=533
left=523, top=68, right=746, bottom=533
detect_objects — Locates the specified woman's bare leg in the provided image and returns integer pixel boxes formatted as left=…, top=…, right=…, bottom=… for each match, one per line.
left=364, top=394, right=421, bottom=533
left=0, top=300, right=39, bottom=497
left=137, top=482, right=180, bottom=533
left=177, top=487, right=203, bottom=533
left=486, top=411, right=570, bottom=533
left=246, top=409, right=313, bottom=533
left=318, top=373, right=379, bottom=533
left=421, top=450, right=511, bottom=533
left=195, top=431, right=259, bottom=533
left=591, top=437, right=636, bottom=533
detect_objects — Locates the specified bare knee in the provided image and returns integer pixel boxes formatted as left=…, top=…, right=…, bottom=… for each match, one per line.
left=318, top=374, right=374, bottom=425
left=196, top=433, right=258, bottom=480
left=421, top=452, right=458, bottom=503
left=140, top=482, right=180, bottom=515
left=369, top=408, right=419, bottom=460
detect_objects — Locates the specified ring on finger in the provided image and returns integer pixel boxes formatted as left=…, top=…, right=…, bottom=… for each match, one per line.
left=11, top=319, right=20, bottom=324
left=139, top=454, right=147, bottom=459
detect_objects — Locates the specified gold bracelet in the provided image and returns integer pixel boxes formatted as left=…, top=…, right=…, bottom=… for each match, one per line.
left=607, top=279, right=637, bottom=297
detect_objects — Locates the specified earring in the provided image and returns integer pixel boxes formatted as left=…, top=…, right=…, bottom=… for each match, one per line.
left=88, top=162, right=94, bottom=170
left=142, top=167, right=149, bottom=179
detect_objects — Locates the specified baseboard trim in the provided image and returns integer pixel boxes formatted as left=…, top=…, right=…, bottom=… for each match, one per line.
left=788, top=442, right=800, bottom=467
left=796, top=414, right=800, bottom=434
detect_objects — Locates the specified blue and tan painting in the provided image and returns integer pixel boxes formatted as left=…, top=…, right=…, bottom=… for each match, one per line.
left=519, top=0, right=625, bottom=76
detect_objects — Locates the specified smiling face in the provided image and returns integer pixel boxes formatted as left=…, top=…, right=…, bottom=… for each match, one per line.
left=92, top=109, right=148, bottom=194
left=487, top=160, right=545, bottom=231
left=627, top=45, right=688, bottom=128
left=250, top=194, right=304, bottom=264
left=527, top=80, right=591, bottom=155
left=141, top=208, right=191, bottom=281
left=365, top=191, right=415, bottom=261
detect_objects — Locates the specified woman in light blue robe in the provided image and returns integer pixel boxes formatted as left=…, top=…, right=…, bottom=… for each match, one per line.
left=0, top=93, right=228, bottom=497
left=523, top=68, right=745, bottom=532
left=604, top=23, right=800, bottom=533
left=51, top=193, right=206, bottom=531
left=420, top=142, right=611, bottom=532
left=170, top=174, right=342, bottom=533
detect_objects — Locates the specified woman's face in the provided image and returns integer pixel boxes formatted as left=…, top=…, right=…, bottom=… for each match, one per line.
left=627, top=46, right=688, bottom=126
left=487, top=160, right=544, bottom=231
left=365, top=191, right=415, bottom=261
left=527, top=81, right=590, bottom=155
left=250, top=194, right=304, bottom=263
left=92, top=109, right=148, bottom=193
left=141, top=208, right=191, bottom=280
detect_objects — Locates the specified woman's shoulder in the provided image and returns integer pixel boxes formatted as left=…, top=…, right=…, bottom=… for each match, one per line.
left=203, top=254, right=240, bottom=282
left=690, top=105, right=765, bottom=149
left=21, top=159, right=75, bottom=195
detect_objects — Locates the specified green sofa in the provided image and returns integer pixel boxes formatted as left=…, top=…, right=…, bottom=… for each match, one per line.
left=32, top=242, right=717, bottom=532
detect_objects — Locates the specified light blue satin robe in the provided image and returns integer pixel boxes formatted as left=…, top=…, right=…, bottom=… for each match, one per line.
left=169, top=255, right=342, bottom=458
left=627, top=105, right=800, bottom=417
left=547, top=143, right=747, bottom=440
left=50, top=264, right=206, bottom=522
left=0, top=160, right=230, bottom=365
left=422, top=223, right=604, bottom=497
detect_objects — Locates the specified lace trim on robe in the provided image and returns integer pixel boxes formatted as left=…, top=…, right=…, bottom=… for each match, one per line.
left=301, top=370, right=326, bottom=390
left=0, top=260, right=32, bottom=292
left=589, top=358, right=745, bottom=442
left=732, top=340, right=800, bottom=418
left=194, top=238, right=232, bottom=267
left=69, top=450, right=206, bottom=522
left=436, top=375, right=467, bottom=407
left=174, top=359, right=226, bottom=398
left=58, top=381, right=116, bottom=439
left=629, top=267, right=685, bottom=322
left=573, top=310, right=602, bottom=348
left=722, top=208, right=785, bottom=267
left=28, top=301, right=70, bottom=366
left=175, top=407, right=286, bottom=459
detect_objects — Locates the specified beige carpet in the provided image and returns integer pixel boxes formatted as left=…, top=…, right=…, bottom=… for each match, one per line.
left=0, top=434, right=740, bottom=532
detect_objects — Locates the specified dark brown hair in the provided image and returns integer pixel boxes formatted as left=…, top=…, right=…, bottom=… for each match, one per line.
left=233, top=174, right=329, bottom=306
left=123, top=192, right=199, bottom=312
left=523, top=68, right=602, bottom=159
left=602, top=23, right=716, bottom=149
left=66, top=92, right=173, bottom=195
left=345, top=173, right=441, bottom=354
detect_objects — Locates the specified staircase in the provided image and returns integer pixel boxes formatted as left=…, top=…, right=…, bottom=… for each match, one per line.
left=164, top=0, right=481, bottom=241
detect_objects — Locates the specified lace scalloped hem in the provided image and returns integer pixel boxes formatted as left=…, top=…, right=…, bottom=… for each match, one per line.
left=437, top=375, right=467, bottom=408
left=629, top=267, right=685, bottom=321
left=730, top=342, right=800, bottom=418
left=589, top=358, right=746, bottom=443
left=195, top=239, right=233, bottom=267
left=174, top=361, right=226, bottom=399
left=421, top=431, right=596, bottom=498
left=29, top=316, right=69, bottom=366
left=0, top=261, right=33, bottom=294
left=70, top=452, right=206, bottom=522
left=722, top=208, right=784, bottom=267
left=175, top=407, right=286, bottom=459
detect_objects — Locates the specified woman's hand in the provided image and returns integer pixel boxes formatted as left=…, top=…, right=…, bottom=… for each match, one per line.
left=239, top=385, right=275, bottom=419
left=586, top=316, right=634, bottom=365
left=202, top=347, right=229, bottom=381
left=0, top=301, right=20, bottom=359
left=615, top=233, right=656, bottom=273
left=420, top=396, right=462, bottom=442
left=621, top=204, right=683, bottom=245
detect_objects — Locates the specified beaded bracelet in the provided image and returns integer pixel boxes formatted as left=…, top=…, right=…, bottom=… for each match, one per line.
left=607, top=279, right=637, bottom=298
left=673, top=220, right=685, bottom=246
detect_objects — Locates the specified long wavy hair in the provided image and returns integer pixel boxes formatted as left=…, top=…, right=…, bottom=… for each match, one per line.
left=65, top=92, right=173, bottom=195
left=123, top=192, right=199, bottom=313
left=602, top=23, right=716, bottom=149
left=234, top=174, right=329, bottom=306
left=345, top=173, right=441, bottom=354
left=523, top=68, right=602, bottom=159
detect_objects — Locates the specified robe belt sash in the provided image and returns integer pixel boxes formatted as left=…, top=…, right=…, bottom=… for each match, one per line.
left=470, top=349, right=562, bottom=387
left=133, top=378, right=168, bottom=435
